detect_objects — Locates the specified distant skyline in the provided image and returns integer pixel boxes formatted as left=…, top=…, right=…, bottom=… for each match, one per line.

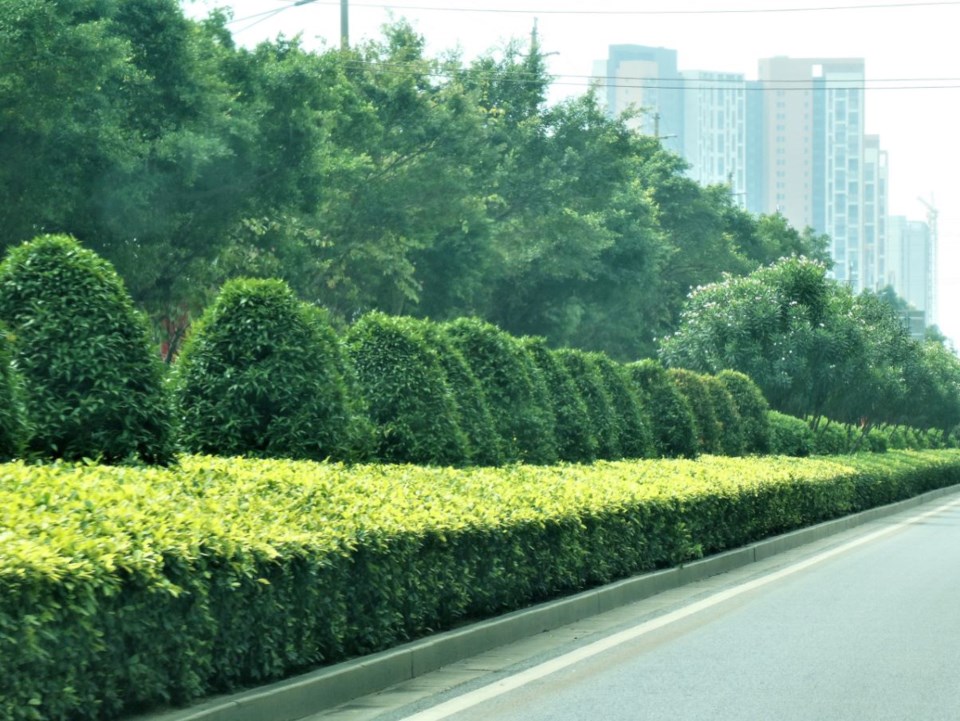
left=183, top=0, right=960, bottom=345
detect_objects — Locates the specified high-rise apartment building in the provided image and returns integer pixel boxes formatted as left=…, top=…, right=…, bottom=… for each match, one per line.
left=863, top=135, right=888, bottom=292
left=594, top=45, right=684, bottom=155
left=754, top=57, right=866, bottom=289
left=887, top=216, right=932, bottom=325
left=681, top=71, right=747, bottom=204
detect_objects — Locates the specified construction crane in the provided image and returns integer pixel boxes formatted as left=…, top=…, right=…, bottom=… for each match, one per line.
left=917, top=194, right=938, bottom=326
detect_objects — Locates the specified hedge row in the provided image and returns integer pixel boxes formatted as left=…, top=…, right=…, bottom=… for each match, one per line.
left=0, top=235, right=953, bottom=466
left=3, top=451, right=959, bottom=720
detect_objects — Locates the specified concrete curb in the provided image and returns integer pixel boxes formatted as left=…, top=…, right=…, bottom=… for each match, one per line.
left=135, top=483, right=960, bottom=721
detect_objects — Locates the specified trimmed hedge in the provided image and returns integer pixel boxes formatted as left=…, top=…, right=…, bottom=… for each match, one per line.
left=703, top=375, right=746, bottom=456
left=668, top=369, right=723, bottom=455
left=0, top=235, right=174, bottom=464
left=174, top=278, right=361, bottom=461
left=346, top=313, right=468, bottom=466
left=4, top=451, right=960, bottom=720
left=555, top=349, right=621, bottom=460
left=768, top=410, right=814, bottom=456
left=420, top=322, right=504, bottom=466
left=0, top=325, right=25, bottom=461
left=717, top=370, right=772, bottom=454
left=443, top=318, right=557, bottom=464
left=590, top=353, right=655, bottom=460
left=624, top=359, right=699, bottom=459
left=522, top=337, right=597, bottom=464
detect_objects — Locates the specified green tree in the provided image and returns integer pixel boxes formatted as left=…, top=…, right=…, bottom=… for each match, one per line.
left=347, top=313, right=469, bottom=466
left=0, top=235, right=175, bottom=464
left=443, top=318, right=557, bottom=464
left=174, top=278, right=360, bottom=461
left=623, top=359, right=699, bottom=459
left=523, top=338, right=598, bottom=464
left=555, top=349, right=621, bottom=460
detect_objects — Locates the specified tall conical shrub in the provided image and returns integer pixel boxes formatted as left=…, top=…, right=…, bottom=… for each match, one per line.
left=0, top=325, right=26, bottom=461
left=347, top=313, right=468, bottom=466
left=174, top=278, right=360, bottom=461
left=420, top=321, right=503, bottom=466
left=590, top=353, right=655, bottom=460
left=717, top=369, right=772, bottom=454
left=555, top=349, right=621, bottom=460
left=0, top=234, right=174, bottom=464
left=444, top=318, right=557, bottom=464
left=624, top=360, right=698, bottom=459
left=523, top=337, right=597, bottom=464
left=668, top=368, right=722, bottom=455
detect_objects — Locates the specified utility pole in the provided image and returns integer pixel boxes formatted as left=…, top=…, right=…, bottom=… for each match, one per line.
left=293, top=0, right=347, bottom=50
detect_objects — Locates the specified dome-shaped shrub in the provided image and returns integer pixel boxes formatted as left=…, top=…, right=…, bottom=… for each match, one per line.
left=523, top=338, right=597, bottom=464
left=174, top=278, right=358, bottom=461
left=668, top=369, right=723, bottom=454
left=347, top=313, right=468, bottom=466
left=0, top=234, right=174, bottom=464
left=702, top=375, right=745, bottom=456
left=555, top=348, right=621, bottom=461
left=624, top=360, right=698, bottom=459
left=590, top=353, right=655, bottom=460
left=443, top=318, right=557, bottom=465
left=0, top=326, right=26, bottom=460
left=716, top=370, right=772, bottom=454
left=420, top=321, right=503, bottom=466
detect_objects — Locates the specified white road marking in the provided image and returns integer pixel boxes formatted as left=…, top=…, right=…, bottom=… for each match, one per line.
left=401, top=494, right=960, bottom=721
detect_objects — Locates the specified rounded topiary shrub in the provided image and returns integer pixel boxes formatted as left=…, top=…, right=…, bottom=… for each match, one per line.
left=174, top=278, right=359, bottom=461
left=668, top=369, right=723, bottom=455
left=768, top=410, right=814, bottom=456
left=420, top=321, right=503, bottom=466
left=0, top=234, right=174, bottom=464
left=624, top=360, right=698, bottom=459
left=716, top=370, right=772, bottom=455
left=443, top=318, right=557, bottom=465
left=590, top=353, right=655, bottom=460
left=523, top=338, right=597, bottom=464
left=347, top=313, right=468, bottom=466
left=0, top=325, right=26, bottom=460
left=702, top=375, right=745, bottom=456
left=555, top=349, right=621, bottom=461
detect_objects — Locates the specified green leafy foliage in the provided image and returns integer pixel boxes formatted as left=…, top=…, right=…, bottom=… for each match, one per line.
left=5, top=450, right=960, bottom=720
left=522, top=338, right=597, bottom=463
left=0, top=235, right=175, bottom=464
left=624, top=360, right=699, bottom=459
left=717, top=370, right=772, bottom=454
left=702, top=375, right=746, bottom=456
left=443, top=318, right=557, bottom=464
left=555, top=349, right=621, bottom=460
left=590, top=353, right=655, bottom=459
left=346, top=313, right=469, bottom=466
left=767, top=411, right=814, bottom=457
left=0, top=326, right=26, bottom=460
left=174, top=278, right=362, bottom=461
left=418, top=321, right=504, bottom=466
left=667, top=369, right=723, bottom=455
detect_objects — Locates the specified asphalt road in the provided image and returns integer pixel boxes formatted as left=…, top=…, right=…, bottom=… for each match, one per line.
left=318, top=493, right=960, bottom=721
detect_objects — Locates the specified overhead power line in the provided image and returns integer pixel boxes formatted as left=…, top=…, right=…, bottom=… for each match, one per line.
left=257, top=0, right=960, bottom=16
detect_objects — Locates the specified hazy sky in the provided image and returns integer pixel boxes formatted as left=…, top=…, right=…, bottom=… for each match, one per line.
left=185, top=0, right=960, bottom=345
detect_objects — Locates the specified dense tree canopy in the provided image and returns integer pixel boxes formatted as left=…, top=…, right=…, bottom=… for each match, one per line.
left=1, top=0, right=835, bottom=360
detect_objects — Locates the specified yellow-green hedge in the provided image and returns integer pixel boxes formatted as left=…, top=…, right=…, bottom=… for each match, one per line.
left=3, top=451, right=959, bottom=720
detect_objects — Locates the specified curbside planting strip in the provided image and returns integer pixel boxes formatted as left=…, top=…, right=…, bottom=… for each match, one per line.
left=132, top=483, right=960, bottom=721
